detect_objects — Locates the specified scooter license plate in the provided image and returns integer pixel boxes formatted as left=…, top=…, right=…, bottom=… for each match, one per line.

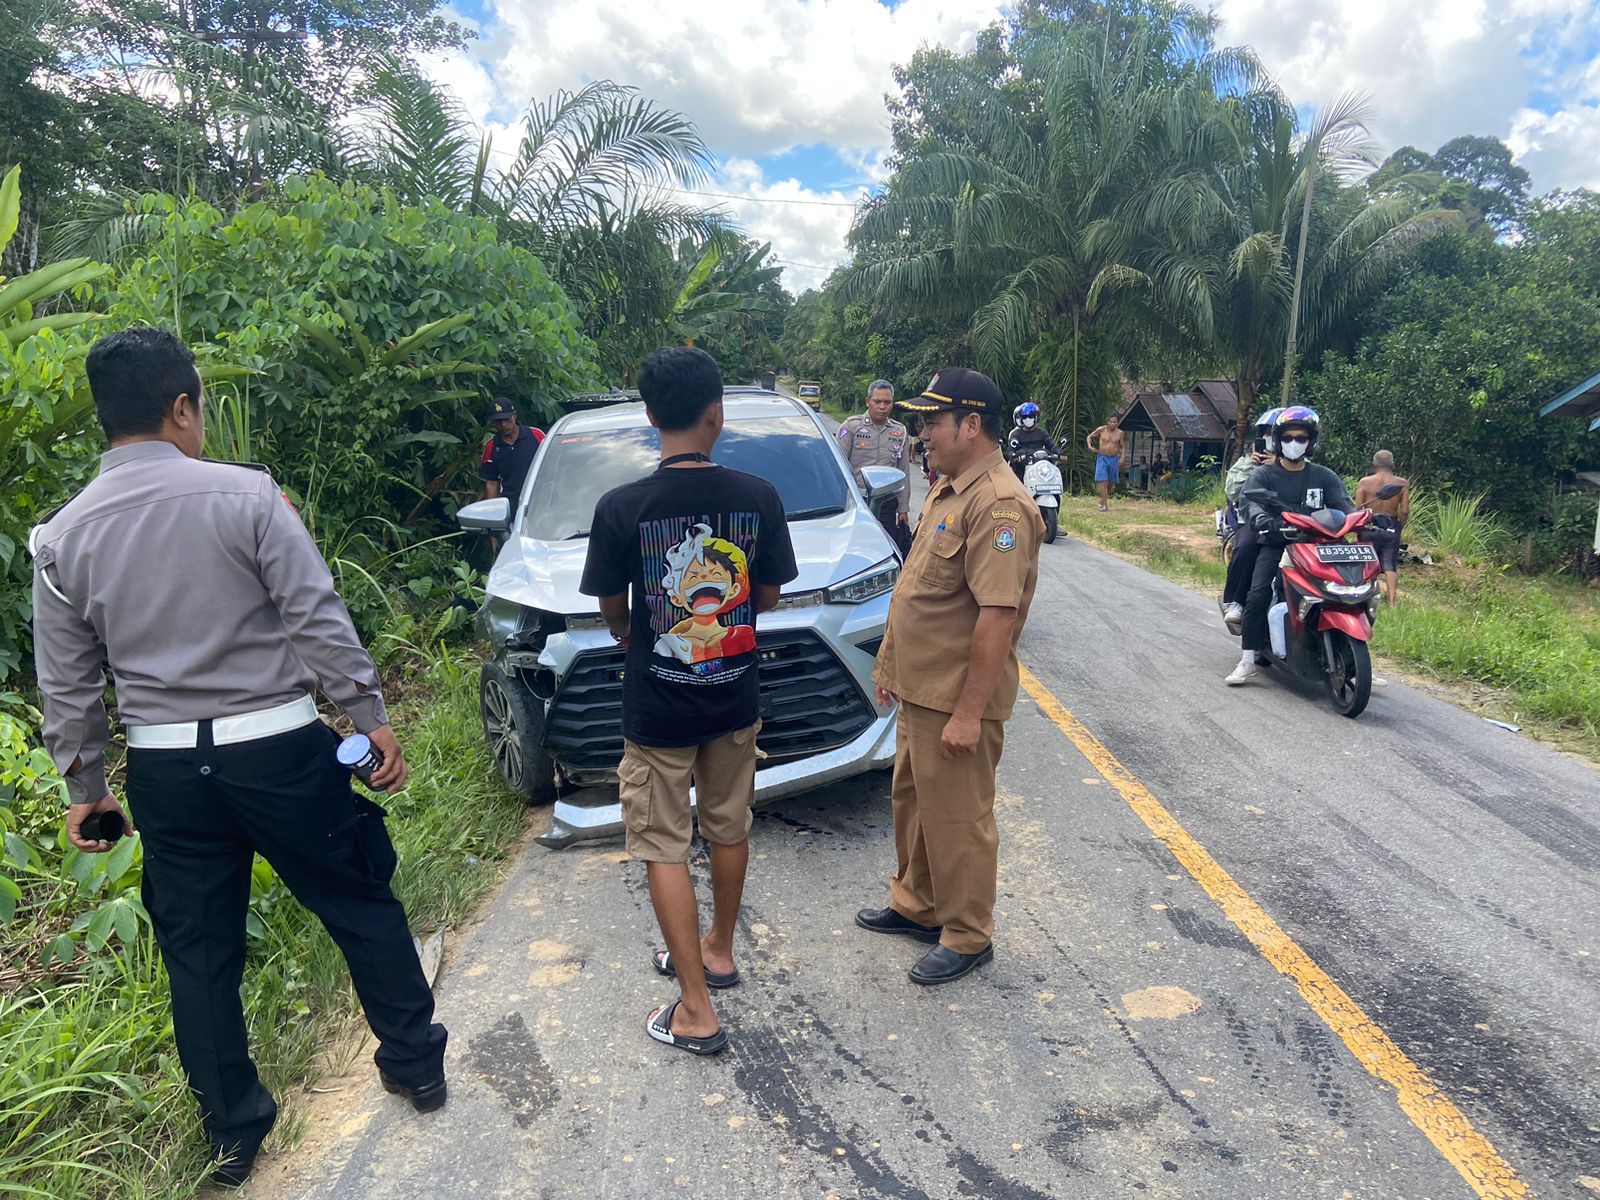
left=1316, top=544, right=1378, bottom=563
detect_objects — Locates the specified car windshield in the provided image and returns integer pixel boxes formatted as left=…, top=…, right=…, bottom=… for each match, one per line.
left=520, top=414, right=853, bottom=541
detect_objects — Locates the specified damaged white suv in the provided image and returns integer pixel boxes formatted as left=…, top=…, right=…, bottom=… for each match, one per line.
left=455, top=389, right=903, bottom=847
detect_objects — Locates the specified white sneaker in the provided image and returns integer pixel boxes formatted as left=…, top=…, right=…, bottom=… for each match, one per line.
left=1224, top=660, right=1257, bottom=686
left=1222, top=602, right=1244, bottom=623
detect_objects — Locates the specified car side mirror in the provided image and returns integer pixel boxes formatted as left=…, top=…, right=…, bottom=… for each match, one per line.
left=457, top=497, right=511, bottom=533
left=860, top=465, right=906, bottom=504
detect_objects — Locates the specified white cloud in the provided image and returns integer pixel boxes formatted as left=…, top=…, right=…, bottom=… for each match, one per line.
left=1509, top=104, right=1600, bottom=190
left=1213, top=0, right=1600, bottom=191
left=682, top=160, right=866, bottom=294
left=433, top=0, right=1004, bottom=157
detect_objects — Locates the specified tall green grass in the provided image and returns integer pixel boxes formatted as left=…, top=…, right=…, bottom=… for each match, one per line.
left=0, top=655, right=528, bottom=1199
left=1373, top=578, right=1600, bottom=739
left=1407, top=492, right=1506, bottom=563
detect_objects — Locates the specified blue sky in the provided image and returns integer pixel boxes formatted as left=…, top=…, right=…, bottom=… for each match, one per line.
left=425, top=0, right=1600, bottom=293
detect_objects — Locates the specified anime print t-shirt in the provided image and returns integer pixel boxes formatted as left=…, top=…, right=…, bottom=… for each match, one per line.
left=580, top=464, right=798, bottom=747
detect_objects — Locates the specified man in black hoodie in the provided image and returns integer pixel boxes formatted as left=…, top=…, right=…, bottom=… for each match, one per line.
left=1225, top=406, right=1350, bottom=686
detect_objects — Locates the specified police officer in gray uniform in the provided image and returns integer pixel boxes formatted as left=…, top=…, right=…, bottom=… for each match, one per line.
left=30, top=328, right=447, bottom=1188
left=837, top=379, right=911, bottom=545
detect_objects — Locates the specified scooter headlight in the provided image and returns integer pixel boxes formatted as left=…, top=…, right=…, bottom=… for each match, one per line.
left=1326, top=581, right=1375, bottom=599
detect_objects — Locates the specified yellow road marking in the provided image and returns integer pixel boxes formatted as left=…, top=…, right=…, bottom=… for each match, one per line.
left=1018, top=664, right=1528, bottom=1200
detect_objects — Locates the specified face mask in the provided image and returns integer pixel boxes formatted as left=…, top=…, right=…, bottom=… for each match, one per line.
left=1279, top=439, right=1309, bottom=461
left=1021, top=418, right=1036, bottom=429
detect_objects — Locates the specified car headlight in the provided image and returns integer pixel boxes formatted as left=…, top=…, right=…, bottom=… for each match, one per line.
left=1326, top=581, right=1375, bottom=598
left=825, top=559, right=899, bottom=605
left=774, top=589, right=826, bottom=611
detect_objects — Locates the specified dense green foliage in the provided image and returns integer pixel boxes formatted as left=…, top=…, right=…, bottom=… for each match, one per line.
left=110, top=177, right=597, bottom=528
left=1304, top=196, right=1600, bottom=533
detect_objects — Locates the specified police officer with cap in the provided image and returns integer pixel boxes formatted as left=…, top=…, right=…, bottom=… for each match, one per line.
left=836, top=379, right=911, bottom=543
left=856, top=367, right=1044, bottom=985
left=30, top=327, right=447, bottom=1188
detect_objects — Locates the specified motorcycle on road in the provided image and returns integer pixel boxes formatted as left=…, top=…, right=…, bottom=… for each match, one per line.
left=1019, top=449, right=1064, bottom=544
left=1239, top=485, right=1397, bottom=718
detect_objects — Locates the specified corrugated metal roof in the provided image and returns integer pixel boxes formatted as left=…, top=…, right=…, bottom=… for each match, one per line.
left=1196, top=379, right=1241, bottom=423
left=1121, top=391, right=1231, bottom=442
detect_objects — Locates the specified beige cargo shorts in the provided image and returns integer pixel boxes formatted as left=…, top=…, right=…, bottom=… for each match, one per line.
left=616, top=721, right=761, bottom=863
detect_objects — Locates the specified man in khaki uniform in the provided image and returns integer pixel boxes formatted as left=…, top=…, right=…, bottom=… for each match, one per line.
left=837, top=379, right=911, bottom=540
left=857, top=367, right=1044, bottom=985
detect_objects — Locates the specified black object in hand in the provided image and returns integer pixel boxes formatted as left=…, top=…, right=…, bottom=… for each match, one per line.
left=80, top=811, right=125, bottom=844
left=336, top=734, right=384, bottom=788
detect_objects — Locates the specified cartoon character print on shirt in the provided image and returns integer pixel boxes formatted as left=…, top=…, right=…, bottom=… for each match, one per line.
left=648, top=519, right=757, bottom=670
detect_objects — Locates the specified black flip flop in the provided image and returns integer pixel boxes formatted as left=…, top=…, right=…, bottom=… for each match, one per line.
left=646, top=1000, right=729, bottom=1056
left=653, top=949, right=740, bottom=990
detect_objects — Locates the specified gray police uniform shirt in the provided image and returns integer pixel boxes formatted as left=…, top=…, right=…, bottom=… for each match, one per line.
left=31, top=441, right=388, bottom=806
left=836, top=415, right=910, bottom=518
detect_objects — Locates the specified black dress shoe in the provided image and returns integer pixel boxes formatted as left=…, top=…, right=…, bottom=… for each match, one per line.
left=380, top=1070, right=448, bottom=1113
left=909, top=942, right=994, bottom=985
left=208, top=1155, right=256, bottom=1190
left=855, top=906, right=943, bottom=943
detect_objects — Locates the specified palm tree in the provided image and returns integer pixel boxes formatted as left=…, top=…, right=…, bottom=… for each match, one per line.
left=352, top=72, right=733, bottom=375
left=845, top=15, right=1256, bottom=475
left=1141, top=88, right=1459, bottom=442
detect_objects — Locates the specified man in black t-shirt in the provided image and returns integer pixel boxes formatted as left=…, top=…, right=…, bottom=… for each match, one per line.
left=580, top=346, right=797, bottom=1058
left=478, top=397, right=544, bottom=510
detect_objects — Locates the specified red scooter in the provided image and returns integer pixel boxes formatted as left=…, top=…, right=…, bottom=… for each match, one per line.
left=1241, top=484, right=1399, bottom=718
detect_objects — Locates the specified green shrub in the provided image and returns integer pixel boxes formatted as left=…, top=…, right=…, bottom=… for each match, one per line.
left=107, top=177, right=600, bottom=549
left=1407, top=491, right=1506, bottom=563
left=1529, top=491, right=1599, bottom=578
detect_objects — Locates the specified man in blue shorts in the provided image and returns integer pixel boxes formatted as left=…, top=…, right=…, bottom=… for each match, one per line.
left=1086, top=414, right=1127, bottom=512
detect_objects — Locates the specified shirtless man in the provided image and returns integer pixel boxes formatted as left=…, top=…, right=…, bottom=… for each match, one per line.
left=1355, top=450, right=1410, bottom=605
left=1086, top=415, right=1127, bottom=512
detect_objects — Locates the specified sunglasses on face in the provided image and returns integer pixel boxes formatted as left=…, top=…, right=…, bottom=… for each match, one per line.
left=1279, top=434, right=1310, bottom=444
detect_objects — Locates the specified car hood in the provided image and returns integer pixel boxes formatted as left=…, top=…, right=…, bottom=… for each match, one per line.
left=485, top=508, right=896, bottom=615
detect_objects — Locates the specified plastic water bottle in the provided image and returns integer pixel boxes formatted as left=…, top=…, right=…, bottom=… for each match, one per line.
left=1268, top=601, right=1290, bottom=659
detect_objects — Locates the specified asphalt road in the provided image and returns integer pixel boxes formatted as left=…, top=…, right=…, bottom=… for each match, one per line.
left=251, top=489, right=1600, bottom=1199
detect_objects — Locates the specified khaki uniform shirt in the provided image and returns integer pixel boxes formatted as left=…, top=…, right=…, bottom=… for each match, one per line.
left=837, top=415, right=911, bottom=518
left=31, top=441, right=388, bottom=805
left=872, top=447, right=1044, bottom=719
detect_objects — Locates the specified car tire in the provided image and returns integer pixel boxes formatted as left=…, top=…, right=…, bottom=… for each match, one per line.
left=480, top=660, right=556, bottom=805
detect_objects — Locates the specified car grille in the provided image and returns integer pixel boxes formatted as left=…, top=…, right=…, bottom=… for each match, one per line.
left=543, top=629, right=876, bottom=776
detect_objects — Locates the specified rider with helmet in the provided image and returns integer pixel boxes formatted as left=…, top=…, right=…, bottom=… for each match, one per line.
left=1219, top=407, right=1282, bottom=627
left=1006, top=402, right=1059, bottom=481
left=1226, top=405, right=1352, bottom=686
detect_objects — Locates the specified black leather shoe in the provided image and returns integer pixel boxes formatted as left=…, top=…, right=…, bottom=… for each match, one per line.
left=855, top=906, right=942, bottom=943
left=909, top=943, right=994, bottom=985
left=380, top=1070, right=448, bottom=1113
left=208, top=1155, right=256, bottom=1190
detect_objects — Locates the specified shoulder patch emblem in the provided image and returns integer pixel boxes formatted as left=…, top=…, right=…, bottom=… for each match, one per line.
left=993, top=523, right=1016, bottom=552
left=991, top=508, right=1023, bottom=521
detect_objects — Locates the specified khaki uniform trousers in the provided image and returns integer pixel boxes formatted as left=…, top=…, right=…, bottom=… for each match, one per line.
left=888, top=700, right=1004, bottom=954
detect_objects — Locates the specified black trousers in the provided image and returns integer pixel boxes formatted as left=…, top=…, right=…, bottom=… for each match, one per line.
left=127, top=720, right=446, bottom=1161
left=1222, top=522, right=1260, bottom=606
left=1241, top=541, right=1282, bottom=652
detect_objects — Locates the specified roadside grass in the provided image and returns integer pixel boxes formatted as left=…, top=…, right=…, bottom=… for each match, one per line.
left=1062, top=494, right=1600, bottom=759
left=0, top=653, right=529, bottom=1200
